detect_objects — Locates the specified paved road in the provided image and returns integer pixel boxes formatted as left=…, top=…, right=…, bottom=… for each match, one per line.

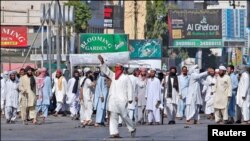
left=1, top=115, right=213, bottom=141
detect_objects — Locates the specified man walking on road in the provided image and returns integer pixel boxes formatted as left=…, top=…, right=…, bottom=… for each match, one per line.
left=213, top=66, right=232, bottom=124
left=98, top=55, right=136, bottom=138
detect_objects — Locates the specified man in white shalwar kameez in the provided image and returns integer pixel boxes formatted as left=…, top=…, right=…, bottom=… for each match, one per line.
left=185, top=65, right=209, bottom=124
left=80, top=71, right=96, bottom=126
left=236, top=65, right=250, bottom=124
left=52, top=69, right=68, bottom=116
left=4, top=71, right=19, bottom=123
left=177, top=66, right=190, bottom=120
left=164, top=67, right=179, bottom=124
left=1, top=71, right=8, bottom=116
left=127, top=68, right=138, bottom=123
left=213, top=66, right=232, bottom=124
left=98, top=55, right=136, bottom=138
left=202, top=68, right=216, bottom=120
left=146, top=69, right=162, bottom=125
left=136, top=69, right=147, bottom=124
left=66, top=70, right=80, bottom=120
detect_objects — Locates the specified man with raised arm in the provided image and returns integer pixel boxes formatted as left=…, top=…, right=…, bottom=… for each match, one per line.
left=98, top=55, right=136, bottom=138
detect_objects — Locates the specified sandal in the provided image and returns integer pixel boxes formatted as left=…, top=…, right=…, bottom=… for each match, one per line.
left=94, top=123, right=100, bottom=127
left=86, top=120, right=94, bottom=126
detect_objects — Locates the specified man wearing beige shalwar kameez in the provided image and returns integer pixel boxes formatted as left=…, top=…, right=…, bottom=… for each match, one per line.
left=213, top=66, right=232, bottom=124
left=19, top=66, right=37, bottom=125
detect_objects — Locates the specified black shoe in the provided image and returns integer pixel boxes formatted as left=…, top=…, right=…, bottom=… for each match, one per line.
left=118, top=123, right=122, bottom=127
left=10, top=120, right=15, bottom=124
left=131, top=129, right=136, bottom=138
left=62, top=112, right=67, bottom=117
left=224, top=120, right=229, bottom=124
left=235, top=120, right=241, bottom=124
left=168, top=121, right=175, bottom=125
left=23, top=120, right=28, bottom=125
left=227, top=118, right=234, bottom=124
left=155, top=122, right=160, bottom=125
left=6, top=119, right=10, bottom=124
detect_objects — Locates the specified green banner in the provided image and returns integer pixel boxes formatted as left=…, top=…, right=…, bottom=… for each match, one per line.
left=79, top=34, right=128, bottom=53
left=173, top=39, right=223, bottom=47
left=129, top=39, right=162, bottom=59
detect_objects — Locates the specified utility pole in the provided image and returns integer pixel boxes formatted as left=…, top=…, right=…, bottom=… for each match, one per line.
left=45, top=3, right=52, bottom=76
left=56, top=0, right=61, bottom=70
left=134, top=0, right=138, bottom=39
left=247, top=0, right=250, bottom=27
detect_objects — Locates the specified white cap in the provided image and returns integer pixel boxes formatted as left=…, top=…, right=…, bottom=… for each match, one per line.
left=83, top=67, right=90, bottom=73
left=219, top=66, right=227, bottom=71
left=128, top=68, right=135, bottom=74
left=3, top=71, right=8, bottom=75
left=9, top=70, right=17, bottom=75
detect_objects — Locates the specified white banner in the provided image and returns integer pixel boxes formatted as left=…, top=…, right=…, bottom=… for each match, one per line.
left=124, top=60, right=162, bottom=70
left=69, top=52, right=130, bottom=66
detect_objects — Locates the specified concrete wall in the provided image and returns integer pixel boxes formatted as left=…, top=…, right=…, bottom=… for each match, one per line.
left=1, top=1, right=67, bottom=26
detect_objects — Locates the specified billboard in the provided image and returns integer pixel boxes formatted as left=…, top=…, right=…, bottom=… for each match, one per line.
left=129, top=39, right=162, bottom=59
left=168, top=9, right=222, bottom=48
left=104, top=5, right=114, bottom=28
left=1, top=26, right=28, bottom=48
left=79, top=34, right=129, bottom=53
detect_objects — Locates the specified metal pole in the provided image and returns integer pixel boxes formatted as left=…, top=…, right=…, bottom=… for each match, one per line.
left=198, top=49, right=202, bottom=69
left=41, top=25, right=44, bottom=67
left=65, top=26, right=68, bottom=54
left=56, top=1, right=61, bottom=70
left=248, top=0, right=250, bottom=27
left=48, top=21, right=52, bottom=76
left=61, top=23, right=64, bottom=55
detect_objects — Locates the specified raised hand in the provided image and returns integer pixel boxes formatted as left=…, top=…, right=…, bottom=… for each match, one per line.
left=98, top=55, right=104, bottom=64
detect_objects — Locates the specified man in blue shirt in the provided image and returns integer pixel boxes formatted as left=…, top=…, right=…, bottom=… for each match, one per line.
left=227, top=65, right=238, bottom=124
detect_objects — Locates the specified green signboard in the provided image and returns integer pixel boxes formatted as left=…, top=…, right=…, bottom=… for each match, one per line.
left=129, top=39, right=162, bottom=59
left=173, top=39, right=222, bottom=47
left=79, top=34, right=129, bottom=53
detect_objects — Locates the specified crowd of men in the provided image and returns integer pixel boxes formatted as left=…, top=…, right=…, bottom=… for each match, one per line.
left=1, top=55, right=250, bottom=138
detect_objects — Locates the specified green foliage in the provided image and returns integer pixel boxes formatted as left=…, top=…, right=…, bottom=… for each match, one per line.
left=145, top=1, right=178, bottom=39
left=65, top=0, right=92, bottom=33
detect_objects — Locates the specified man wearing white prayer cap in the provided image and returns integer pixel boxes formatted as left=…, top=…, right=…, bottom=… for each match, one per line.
left=83, top=67, right=91, bottom=74
left=4, top=70, right=19, bottom=123
left=213, top=66, right=232, bottom=124
left=145, top=68, right=162, bottom=125
left=1, top=71, right=9, bottom=115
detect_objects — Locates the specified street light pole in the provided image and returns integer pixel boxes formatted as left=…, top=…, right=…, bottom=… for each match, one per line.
left=56, top=0, right=61, bottom=70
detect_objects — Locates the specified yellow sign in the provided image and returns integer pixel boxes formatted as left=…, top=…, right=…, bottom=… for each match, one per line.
left=172, top=30, right=182, bottom=39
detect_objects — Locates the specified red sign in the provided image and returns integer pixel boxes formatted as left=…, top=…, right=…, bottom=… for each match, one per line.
left=1, top=26, right=28, bottom=48
left=104, top=6, right=113, bottom=19
left=104, top=5, right=113, bottom=28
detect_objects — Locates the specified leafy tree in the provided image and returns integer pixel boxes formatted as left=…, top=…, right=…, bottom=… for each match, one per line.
left=65, top=0, right=92, bottom=33
left=145, top=1, right=178, bottom=39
